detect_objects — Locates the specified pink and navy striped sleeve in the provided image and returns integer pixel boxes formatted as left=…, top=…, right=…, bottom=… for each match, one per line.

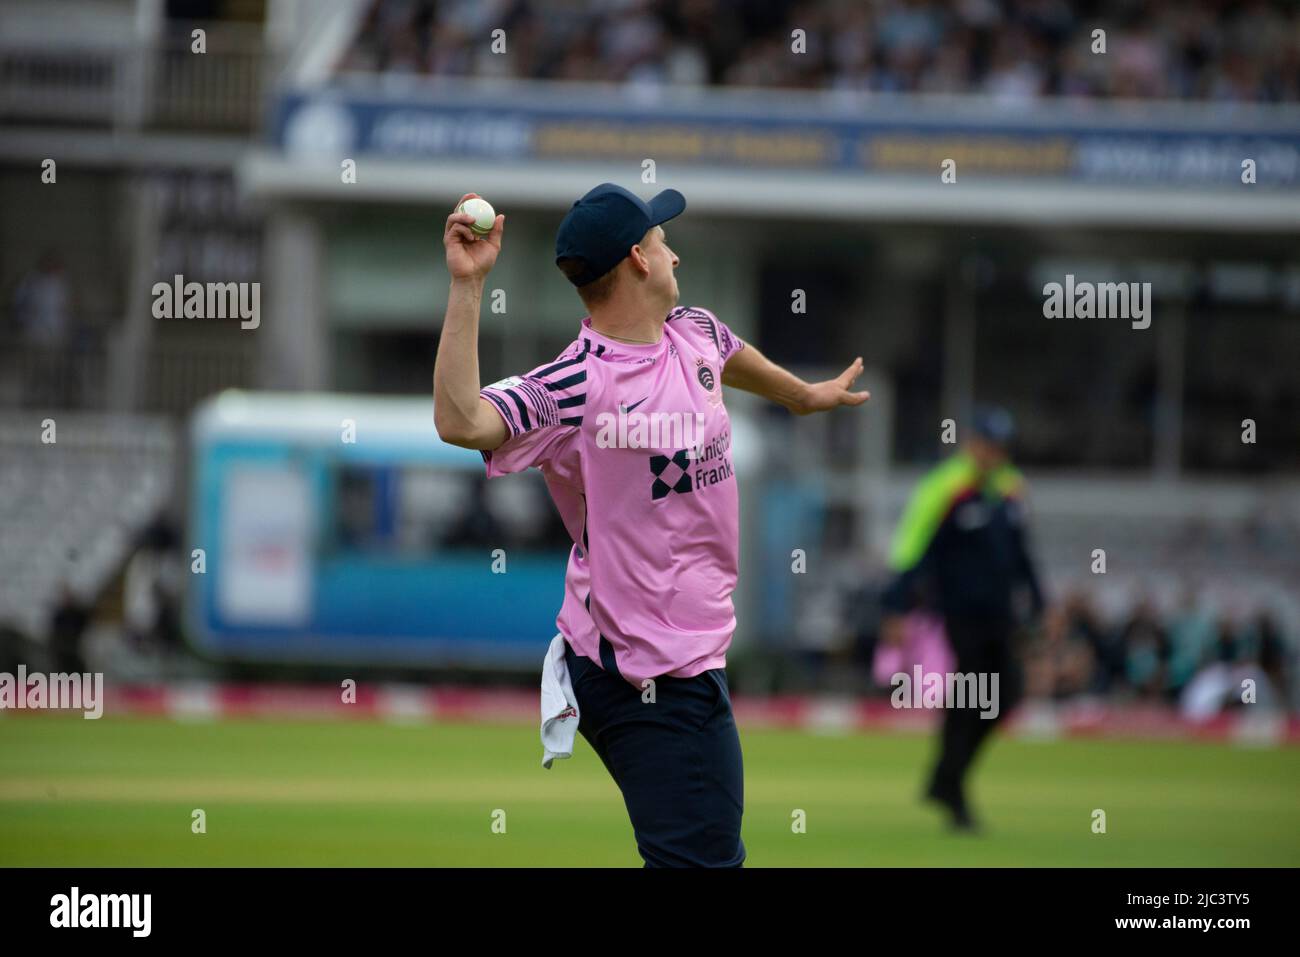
left=479, top=344, right=588, bottom=475
left=668, top=305, right=745, bottom=363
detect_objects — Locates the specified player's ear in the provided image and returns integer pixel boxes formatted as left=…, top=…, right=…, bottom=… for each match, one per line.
left=628, top=242, right=651, bottom=277
left=628, top=226, right=660, bottom=275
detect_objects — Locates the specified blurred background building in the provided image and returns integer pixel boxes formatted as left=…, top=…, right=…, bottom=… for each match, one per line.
left=1, top=0, right=1297, bottom=727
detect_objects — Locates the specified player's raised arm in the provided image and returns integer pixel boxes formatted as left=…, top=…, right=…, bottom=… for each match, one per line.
left=721, top=341, right=869, bottom=415
left=434, top=193, right=509, bottom=451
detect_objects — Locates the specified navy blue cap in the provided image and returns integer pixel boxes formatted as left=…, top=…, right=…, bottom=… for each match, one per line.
left=555, top=183, right=686, bottom=286
left=972, top=405, right=1016, bottom=446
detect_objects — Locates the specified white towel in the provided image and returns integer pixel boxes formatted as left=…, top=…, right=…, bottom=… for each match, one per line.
left=540, top=633, right=581, bottom=769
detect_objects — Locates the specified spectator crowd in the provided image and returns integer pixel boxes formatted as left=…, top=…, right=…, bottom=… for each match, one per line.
left=340, top=0, right=1300, bottom=103
left=1026, top=587, right=1295, bottom=715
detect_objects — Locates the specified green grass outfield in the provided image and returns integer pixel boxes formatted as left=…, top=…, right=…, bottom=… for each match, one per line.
left=1, top=716, right=1297, bottom=866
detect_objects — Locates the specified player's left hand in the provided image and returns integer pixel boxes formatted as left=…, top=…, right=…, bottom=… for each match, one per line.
left=794, top=358, right=870, bottom=415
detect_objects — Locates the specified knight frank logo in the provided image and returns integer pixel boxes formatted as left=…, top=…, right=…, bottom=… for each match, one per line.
left=650, top=449, right=695, bottom=500
left=650, top=428, right=734, bottom=500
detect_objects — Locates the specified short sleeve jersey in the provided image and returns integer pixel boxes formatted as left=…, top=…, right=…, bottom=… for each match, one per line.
left=479, top=305, right=745, bottom=686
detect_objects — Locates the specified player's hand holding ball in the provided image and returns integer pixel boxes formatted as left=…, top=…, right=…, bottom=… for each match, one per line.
left=444, top=192, right=504, bottom=282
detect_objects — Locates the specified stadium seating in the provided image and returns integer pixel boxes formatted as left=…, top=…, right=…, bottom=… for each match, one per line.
left=340, top=0, right=1300, bottom=102
left=0, top=413, right=176, bottom=640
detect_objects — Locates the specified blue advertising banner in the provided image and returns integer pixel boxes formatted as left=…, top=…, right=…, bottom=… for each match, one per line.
left=185, top=394, right=571, bottom=669
left=272, top=86, right=1300, bottom=188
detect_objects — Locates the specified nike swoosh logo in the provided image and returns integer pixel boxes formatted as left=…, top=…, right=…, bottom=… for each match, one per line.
left=623, top=396, right=649, bottom=412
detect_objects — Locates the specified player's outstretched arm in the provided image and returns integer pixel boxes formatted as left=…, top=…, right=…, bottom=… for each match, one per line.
left=434, top=192, right=509, bottom=451
left=721, top=342, right=869, bottom=415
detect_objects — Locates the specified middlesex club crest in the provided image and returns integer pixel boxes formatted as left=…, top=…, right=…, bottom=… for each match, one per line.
left=696, top=357, right=716, bottom=392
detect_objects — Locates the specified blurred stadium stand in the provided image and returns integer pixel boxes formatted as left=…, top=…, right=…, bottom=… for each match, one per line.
left=0, top=412, right=176, bottom=640
left=340, top=0, right=1300, bottom=102
left=0, top=0, right=1296, bottom=720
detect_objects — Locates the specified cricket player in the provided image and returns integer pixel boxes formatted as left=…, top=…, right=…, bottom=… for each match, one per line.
left=434, top=184, right=869, bottom=866
left=881, top=408, right=1046, bottom=832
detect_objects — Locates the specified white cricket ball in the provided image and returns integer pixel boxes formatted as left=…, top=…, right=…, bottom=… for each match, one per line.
left=457, top=197, right=496, bottom=236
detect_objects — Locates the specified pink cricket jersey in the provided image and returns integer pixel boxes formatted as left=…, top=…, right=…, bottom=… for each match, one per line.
left=479, top=305, right=745, bottom=687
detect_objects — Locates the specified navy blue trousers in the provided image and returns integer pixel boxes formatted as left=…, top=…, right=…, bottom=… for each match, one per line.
left=563, top=638, right=746, bottom=867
